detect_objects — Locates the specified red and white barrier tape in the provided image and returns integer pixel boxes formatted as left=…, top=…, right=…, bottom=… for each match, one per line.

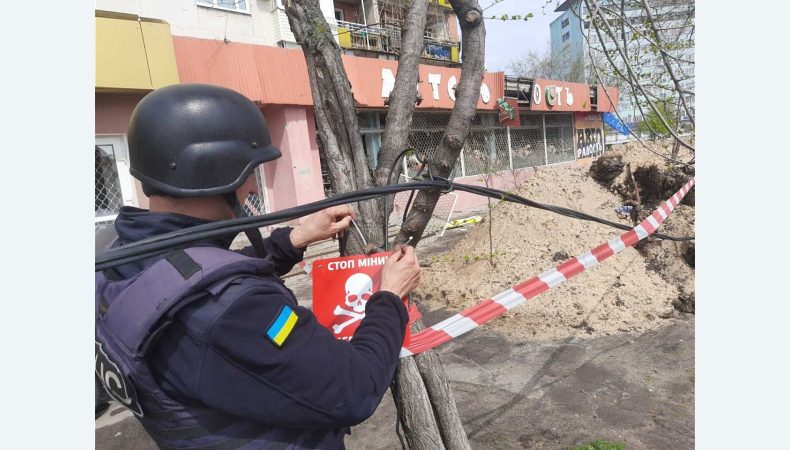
left=297, top=260, right=312, bottom=274
left=399, top=178, right=695, bottom=358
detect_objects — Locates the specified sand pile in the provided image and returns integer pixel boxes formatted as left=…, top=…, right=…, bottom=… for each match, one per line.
left=599, top=140, right=696, bottom=309
left=415, top=151, right=693, bottom=341
left=607, top=139, right=695, bottom=167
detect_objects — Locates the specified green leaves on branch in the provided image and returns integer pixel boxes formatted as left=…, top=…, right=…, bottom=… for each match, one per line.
left=489, top=12, right=534, bottom=21
left=637, top=99, right=677, bottom=138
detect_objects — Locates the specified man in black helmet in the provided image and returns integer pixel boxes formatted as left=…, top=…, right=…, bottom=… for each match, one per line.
left=95, top=83, right=420, bottom=449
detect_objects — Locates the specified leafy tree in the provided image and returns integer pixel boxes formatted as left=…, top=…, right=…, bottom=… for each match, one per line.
left=637, top=99, right=676, bottom=139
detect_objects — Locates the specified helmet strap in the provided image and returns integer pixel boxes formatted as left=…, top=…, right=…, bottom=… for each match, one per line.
left=223, top=192, right=268, bottom=258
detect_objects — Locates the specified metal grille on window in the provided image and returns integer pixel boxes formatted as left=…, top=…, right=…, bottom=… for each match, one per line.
left=462, top=126, right=510, bottom=177
left=346, top=110, right=591, bottom=242
left=95, top=145, right=124, bottom=232
left=404, top=112, right=453, bottom=179
left=243, top=168, right=269, bottom=216
left=510, top=112, right=546, bottom=168
left=544, top=113, right=575, bottom=164
left=402, top=112, right=580, bottom=179
left=387, top=190, right=458, bottom=238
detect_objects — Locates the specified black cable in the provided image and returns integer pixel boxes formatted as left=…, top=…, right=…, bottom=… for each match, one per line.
left=445, top=179, right=693, bottom=242
left=96, top=179, right=693, bottom=271
left=97, top=183, right=432, bottom=271
left=386, top=148, right=692, bottom=244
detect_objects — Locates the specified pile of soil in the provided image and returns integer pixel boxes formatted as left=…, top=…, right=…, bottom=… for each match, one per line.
left=415, top=141, right=694, bottom=341
left=597, top=141, right=696, bottom=311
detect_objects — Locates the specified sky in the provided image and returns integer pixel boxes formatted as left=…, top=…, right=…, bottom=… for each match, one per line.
left=479, top=0, right=564, bottom=73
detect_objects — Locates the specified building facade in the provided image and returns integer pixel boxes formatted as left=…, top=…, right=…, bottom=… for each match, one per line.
left=549, top=1, right=586, bottom=83
left=95, top=0, right=618, bottom=236
left=334, top=0, right=460, bottom=65
left=549, top=0, right=694, bottom=131
left=95, top=10, right=181, bottom=231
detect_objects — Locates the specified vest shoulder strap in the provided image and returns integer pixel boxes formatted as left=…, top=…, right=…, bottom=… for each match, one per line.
left=101, top=246, right=273, bottom=358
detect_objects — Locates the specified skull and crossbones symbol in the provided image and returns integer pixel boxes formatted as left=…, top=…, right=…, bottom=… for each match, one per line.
left=332, top=273, right=373, bottom=334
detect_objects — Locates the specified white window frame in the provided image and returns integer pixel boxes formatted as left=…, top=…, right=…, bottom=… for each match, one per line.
left=244, top=165, right=272, bottom=215
left=334, top=8, right=345, bottom=22
left=195, top=0, right=251, bottom=14
left=95, top=135, right=138, bottom=224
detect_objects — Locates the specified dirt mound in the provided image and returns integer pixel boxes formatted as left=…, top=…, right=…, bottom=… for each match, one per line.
left=591, top=140, right=695, bottom=207
left=589, top=154, right=625, bottom=186
left=591, top=140, right=696, bottom=313
left=632, top=165, right=695, bottom=206
left=606, top=139, right=695, bottom=167
left=416, top=162, right=688, bottom=341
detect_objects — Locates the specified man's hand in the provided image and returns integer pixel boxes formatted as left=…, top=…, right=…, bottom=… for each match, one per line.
left=289, top=205, right=357, bottom=249
left=379, top=246, right=421, bottom=299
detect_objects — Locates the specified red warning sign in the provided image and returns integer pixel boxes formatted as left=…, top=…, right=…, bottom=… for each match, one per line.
left=312, top=252, right=410, bottom=345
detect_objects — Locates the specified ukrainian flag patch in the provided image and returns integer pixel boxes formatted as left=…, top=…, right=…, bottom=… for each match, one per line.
left=265, top=305, right=299, bottom=348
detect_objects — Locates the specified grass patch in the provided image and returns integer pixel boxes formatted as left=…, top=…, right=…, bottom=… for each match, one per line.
left=570, top=439, right=626, bottom=450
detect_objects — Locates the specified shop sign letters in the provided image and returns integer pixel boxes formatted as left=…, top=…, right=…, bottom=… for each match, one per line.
left=532, top=82, right=575, bottom=107
left=381, top=68, right=491, bottom=104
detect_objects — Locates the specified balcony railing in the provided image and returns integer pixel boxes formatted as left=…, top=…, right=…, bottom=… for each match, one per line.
left=336, top=20, right=459, bottom=62
left=428, top=0, right=454, bottom=9
left=336, top=20, right=390, bottom=52
left=422, top=32, right=458, bottom=62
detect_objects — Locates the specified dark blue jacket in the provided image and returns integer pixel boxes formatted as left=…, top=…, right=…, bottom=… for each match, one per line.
left=109, top=207, right=408, bottom=448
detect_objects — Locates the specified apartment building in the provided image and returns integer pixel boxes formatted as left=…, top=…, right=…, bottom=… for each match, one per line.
left=549, top=0, right=694, bottom=130
left=334, top=0, right=460, bottom=65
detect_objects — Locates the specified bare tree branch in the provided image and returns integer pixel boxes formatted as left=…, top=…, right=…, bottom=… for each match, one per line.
left=396, top=0, right=487, bottom=248
left=641, top=0, right=694, bottom=126
left=582, top=0, right=694, bottom=151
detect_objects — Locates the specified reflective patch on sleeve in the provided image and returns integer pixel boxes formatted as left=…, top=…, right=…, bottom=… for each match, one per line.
left=265, top=305, right=299, bottom=348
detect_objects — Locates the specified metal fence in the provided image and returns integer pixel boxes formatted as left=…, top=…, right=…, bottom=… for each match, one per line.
left=95, top=145, right=125, bottom=235
left=387, top=186, right=458, bottom=237
left=404, top=112, right=576, bottom=179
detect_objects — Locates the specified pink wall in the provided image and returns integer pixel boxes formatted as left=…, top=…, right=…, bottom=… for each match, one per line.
left=261, top=105, right=325, bottom=216
left=96, top=92, right=150, bottom=209
left=449, top=166, right=536, bottom=212
left=95, top=92, right=146, bottom=134
left=448, top=160, right=585, bottom=212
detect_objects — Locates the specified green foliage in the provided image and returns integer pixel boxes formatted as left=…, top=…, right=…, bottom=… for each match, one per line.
left=489, top=12, right=534, bottom=21
left=636, top=100, right=676, bottom=139
left=569, top=439, right=626, bottom=450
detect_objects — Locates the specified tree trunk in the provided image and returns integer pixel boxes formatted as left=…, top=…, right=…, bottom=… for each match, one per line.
left=286, top=1, right=483, bottom=447
left=285, top=0, right=377, bottom=255
left=390, top=1, right=485, bottom=449
left=371, top=0, right=430, bottom=251
left=396, top=0, right=486, bottom=248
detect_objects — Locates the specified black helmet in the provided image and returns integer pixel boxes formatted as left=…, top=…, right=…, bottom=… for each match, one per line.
left=128, top=83, right=281, bottom=198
